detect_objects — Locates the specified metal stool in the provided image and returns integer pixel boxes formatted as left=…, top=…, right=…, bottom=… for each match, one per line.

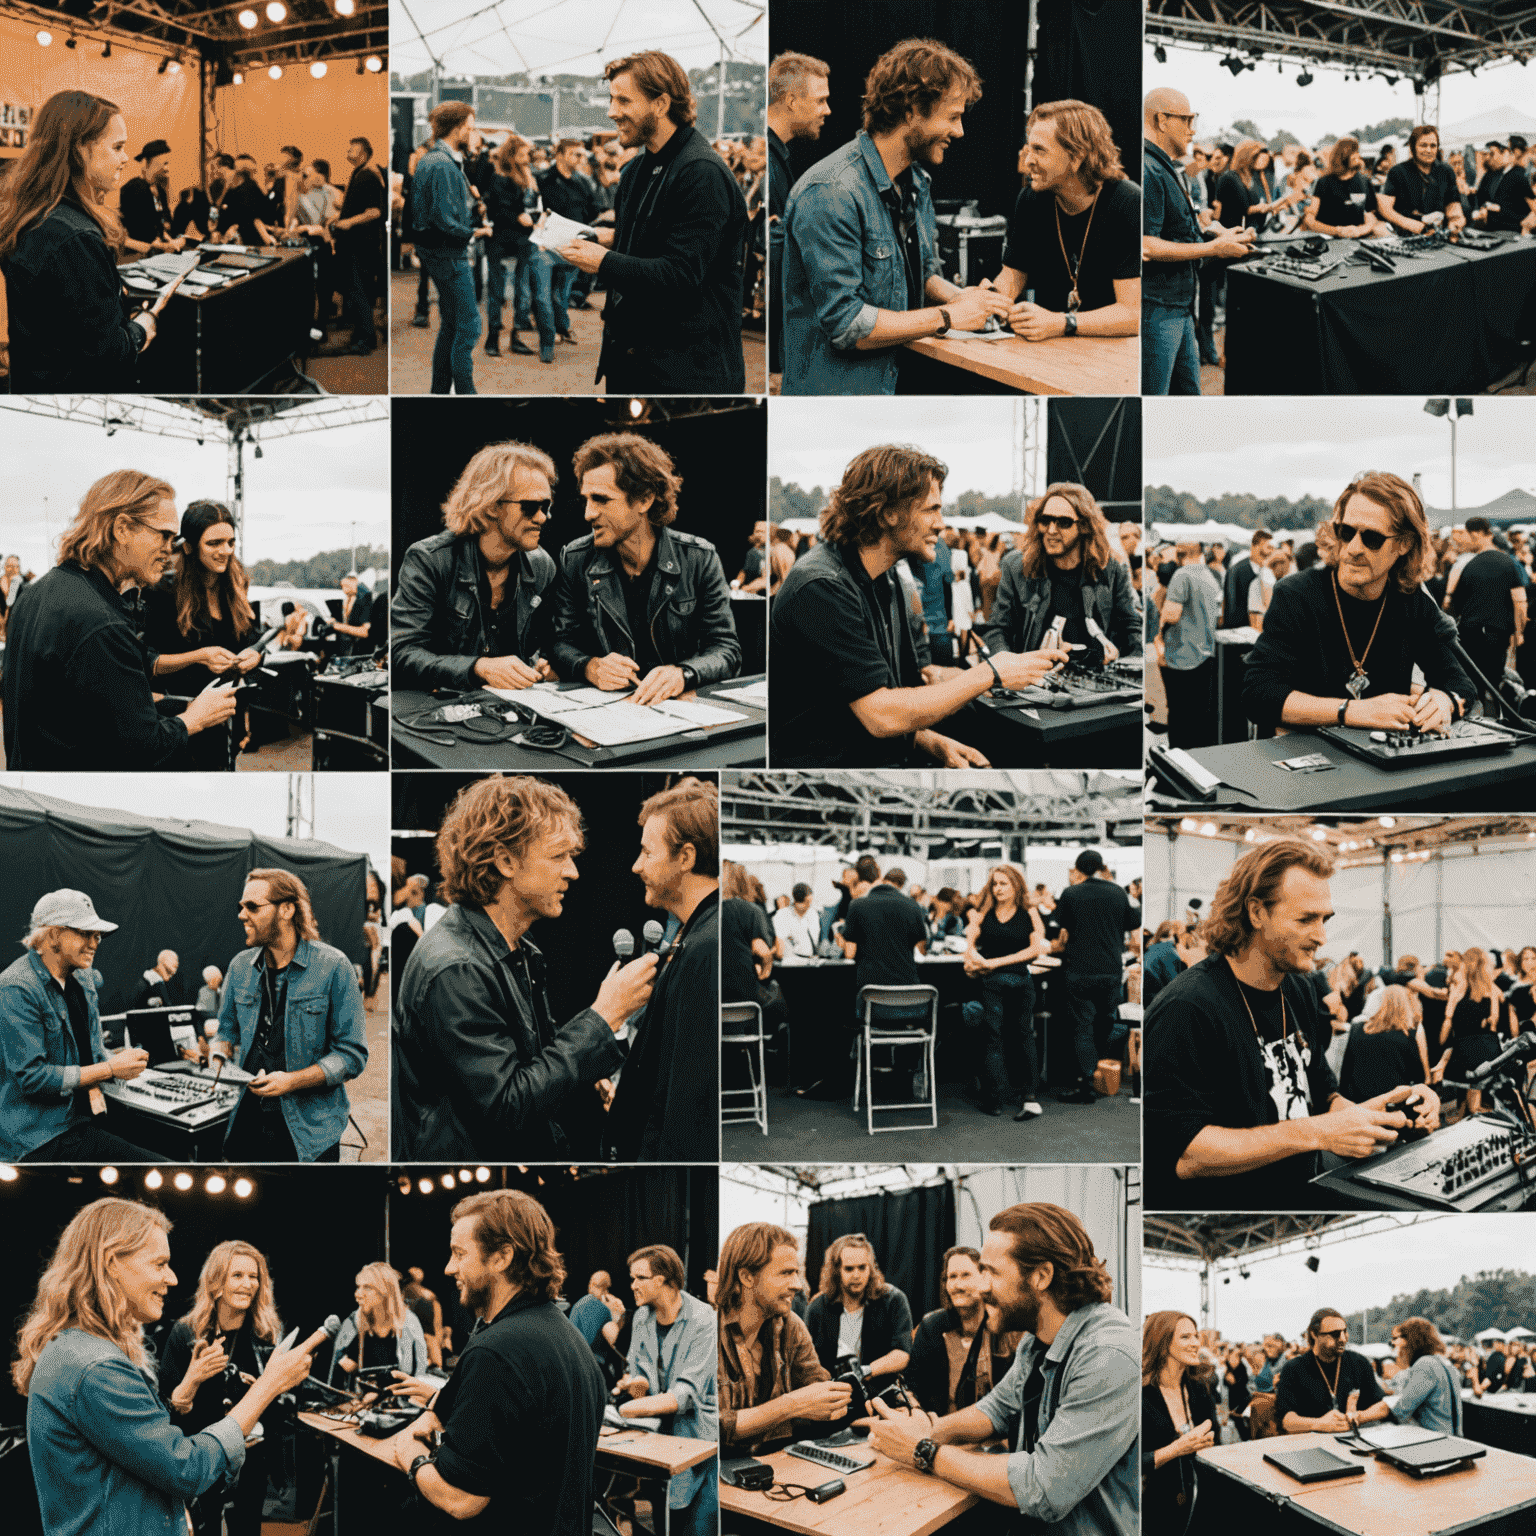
left=852, top=984, right=939, bottom=1135
left=721, top=1001, right=768, bottom=1135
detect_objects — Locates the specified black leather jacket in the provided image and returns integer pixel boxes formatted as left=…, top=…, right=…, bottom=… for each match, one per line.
left=980, top=548, right=1141, bottom=657
left=548, top=527, right=741, bottom=685
left=392, top=903, right=623, bottom=1159
left=391, top=530, right=558, bottom=692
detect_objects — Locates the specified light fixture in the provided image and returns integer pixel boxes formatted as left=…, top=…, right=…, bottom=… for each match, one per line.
left=0, top=1164, right=18, bottom=1182
left=442, top=1173, right=456, bottom=1190
left=1153, top=44, right=1167, bottom=63
left=1297, top=69, right=1314, bottom=87
left=336, top=0, right=355, bottom=12
left=102, top=41, right=112, bottom=57
left=234, top=1177, right=254, bottom=1198
left=65, top=35, right=77, bottom=49
left=458, top=1168, right=472, bottom=1182
left=1311, top=827, right=1329, bottom=841
left=1200, top=822, right=1216, bottom=837
left=36, top=29, right=52, bottom=46
left=475, top=1166, right=490, bottom=1183
left=418, top=1177, right=434, bottom=1194
left=145, top=1169, right=163, bottom=1189
left=173, top=1171, right=194, bottom=1191
left=268, top=64, right=283, bottom=79
left=238, top=8, right=259, bottom=26
left=1378, top=815, right=1396, bottom=827
left=628, top=398, right=644, bottom=418
left=167, top=59, right=181, bottom=74
left=310, top=61, right=327, bottom=78
left=365, top=55, right=382, bottom=72
left=1179, top=817, right=1197, bottom=833
left=206, top=1174, right=227, bottom=1194
left=266, top=0, right=287, bottom=19
left=397, top=1174, right=412, bottom=1195
left=100, top=1167, right=119, bottom=1185
left=1306, top=1255, right=1321, bottom=1272
left=233, top=71, right=244, bottom=84
left=1221, top=54, right=1245, bottom=76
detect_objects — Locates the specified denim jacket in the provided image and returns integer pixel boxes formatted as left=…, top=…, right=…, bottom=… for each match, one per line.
left=410, top=143, right=476, bottom=248
left=27, top=1328, right=247, bottom=1536
left=215, top=938, right=368, bottom=1160
left=781, top=131, right=942, bottom=395
left=973, top=1302, right=1140, bottom=1536
left=0, top=949, right=107, bottom=1159
left=626, top=1290, right=718, bottom=1511
left=392, top=530, right=558, bottom=692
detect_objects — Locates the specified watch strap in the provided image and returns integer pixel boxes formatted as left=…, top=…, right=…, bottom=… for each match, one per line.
left=1338, top=700, right=1349, bottom=726
left=1064, top=312, right=1078, bottom=337
left=938, top=307, right=953, bottom=334
left=408, top=1454, right=434, bottom=1485
left=914, top=1437, right=939, bottom=1474
left=984, top=658, right=1003, bottom=690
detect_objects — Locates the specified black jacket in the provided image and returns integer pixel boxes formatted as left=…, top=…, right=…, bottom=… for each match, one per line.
left=804, top=1286, right=915, bottom=1375
left=605, top=889, right=719, bottom=1161
left=392, top=903, right=624, bottom=1160
left=907, top=1308, right=1017, bottom=1416
left=2, top=563, right=192, bottom=769
left=1141, top=1377, right=1214, bottom=1531
left=548, top=527, right=740, bottom=685
left=598, top=124, right=747, bottom=393
left=980, top=548, right=1141, bottom=656
left=392, top=531, right=557, bottom=692
left=1, top=196, right=147, bottom=392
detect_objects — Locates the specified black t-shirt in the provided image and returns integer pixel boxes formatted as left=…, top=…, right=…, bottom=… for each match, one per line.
left=1451, top=548, right=1523, bottom=633
left=978, top=908, right=1034, bottom=975
left=1382, top=160, right=1460, bottom=221
left=221, top=180, right=272, bottom=244
left=477, top=554, right=523, bottom=660
left=1001, top=180, right=1140, bottom=316
left=1048, top=564, right=1090, bottom=648
left=622, top=554, right=661, bottom=678
left=245, top=960, right=291, bottom=1109
left=172, top=190, right=212, bottom=238
left=721, top=897, right=773, bottom=1003
left=1338, top=1021, right=1423, bottom=1102
left=1274, top=1349, right=1383, bottom=1425
left=1213, top=171, right=1269, bottom=233
left=340, top=163, right=387, bottom=225
left=1312, top=173, right=1378, bottom=229
left=345, top=1329, right=399, bottom=1372
left=1144, top=954, right=1338, bottom=1210
left=61, top=975, right=95, bottom=1092
left=1052, top=877, right=1138, bottom=975
left=1421, top=966, right=1451, bottom=1041
left=891, top=169, right=924, bottom=311
left=844, top=885, right=927, bottom=992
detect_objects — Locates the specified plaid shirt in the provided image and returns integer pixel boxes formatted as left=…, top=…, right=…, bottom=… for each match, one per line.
left=718, top=1308, right=828, bottom=1450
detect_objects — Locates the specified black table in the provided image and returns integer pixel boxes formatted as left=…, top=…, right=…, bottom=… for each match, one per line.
left=730, top=592, right=767, bottom=677
left=1148, top=731, right=1536, bottom=812
left=1224, top=235, right=1536, bottom=394
left=973, top=692, right=1141, bottom=768
left=391, top=674, right=767, bottom=770
left=1464, top=1394, right=1536, bottom=1459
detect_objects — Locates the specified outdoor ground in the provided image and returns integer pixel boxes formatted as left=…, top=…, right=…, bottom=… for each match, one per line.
left=347, top=976, right=389, bottom=1162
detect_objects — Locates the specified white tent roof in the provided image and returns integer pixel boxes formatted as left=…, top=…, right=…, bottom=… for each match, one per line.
left=1150, top=520, right=1253, bottom=546
left=1475, top=1327, right=1509, bottom=1342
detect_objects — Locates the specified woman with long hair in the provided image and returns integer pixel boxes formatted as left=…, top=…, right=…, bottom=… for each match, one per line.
left=1141, top=1311, right=1215, bottom=1535
left=143, top=501, right=263, bottom=771
left=1441, top=946, right=1506, bottom=1115
left=1339, top=983, right=1432, bottom=1102
left=484, top=134, right=556, bottom=362
left=159, top=1240, right=284, bottom=1536
left=964, top=864, right=1048, bottom=1120
left=906, top=1245, right=1024, bottom=1415
left=1213, top=139, right=1286, bottom=233
left=15, top=1199, right=312, bottom=1536
left=0, top=91, right=159, bottom=390
left=330, top=1261, right=431, bottom=1385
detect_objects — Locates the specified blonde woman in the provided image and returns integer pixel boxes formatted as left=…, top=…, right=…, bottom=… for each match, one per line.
left=1440, top=946, right=1505, bottom=1115
left=330, top=1261, right=431, bottom=1384
left=1339, top=984, right=1432, bottom=1104
left=14, top=1199, right=313, bottom=1536
left=159, top=1240, right=284, bottom=1536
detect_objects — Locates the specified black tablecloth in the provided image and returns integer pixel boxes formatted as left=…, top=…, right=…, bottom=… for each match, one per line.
left=1464, top=1394, right=1536, bottom=1459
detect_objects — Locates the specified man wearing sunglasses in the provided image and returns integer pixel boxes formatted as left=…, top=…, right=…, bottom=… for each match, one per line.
left=1276, top=1309, right=1390, bottom=1435
left=1242, top=472, right=1473, bottom=736
left=1, top=470, right=238, bottom=769
left=393, top=440, right=559, bottom=693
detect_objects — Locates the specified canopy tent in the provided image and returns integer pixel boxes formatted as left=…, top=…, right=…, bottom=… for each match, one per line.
left=1476, top=1327, right=1510, bottom=1342
left=1149, top=520, right=1256, bottom=547
left=0, top=787, right=368, bottom=1013
left=1424, top=488, right=1536, bottom=528
left=1443, top=107, right=1536, bottom=143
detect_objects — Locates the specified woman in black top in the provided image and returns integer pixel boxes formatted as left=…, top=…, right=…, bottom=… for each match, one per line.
left=220, top=161, right=278, bottom=246
left=964, top=865, right=1047, bottom=1119
left=144, top=501, right=263, bottom=771
left=1213, top=139, right=1285, bottom=234
left=1339, top=985, right=1431, bottom=1103
left=483, top=134, right=547, bottom=358
left=1142, top=1311, right=1215, bottom=1536
left=1223, top=1342, right=1252, bottom=1438
left=1303, top=135, right=1382, bottom=238
left=0, top=90, right=157, bottom=391
left=1440, top=946, right=1505, bottom=1114
left=1508, top=947, right=1536, bottom=1035
left=160, top=1240, right=282, bottom=1536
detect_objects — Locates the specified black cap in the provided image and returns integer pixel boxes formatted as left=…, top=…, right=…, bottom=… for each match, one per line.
left=1075, top=849, right=1105, bottom=876
left=135, top=139, right=172, bottom=162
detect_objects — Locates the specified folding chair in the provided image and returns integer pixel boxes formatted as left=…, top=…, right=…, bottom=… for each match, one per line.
left=721, top=1001, right=768, bottom=1134
left=852, top=984, right=939, bottom=1135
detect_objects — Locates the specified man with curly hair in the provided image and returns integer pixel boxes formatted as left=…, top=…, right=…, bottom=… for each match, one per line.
left=392, top=776, right=658, bottom=1159
left=779, top=38, right=1011, bottom=394
left=770, top=443, right=1066, bottom=766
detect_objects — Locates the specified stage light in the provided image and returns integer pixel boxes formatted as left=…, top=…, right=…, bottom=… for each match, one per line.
left=475, top=1166, right=490, bottom=1183
left=238, top=8, right=259, bottom=27
left=459, top=1168, right=472, bottom=1183
left=441, top=1173, right=456, bottom=1190
left=167, top=60, right=181, bottom=74
left=418, top=1177, right=434, bottom=1194
left=206, top=1174, right=226, bottom=1194
left=173, top=1171, right=194, bottom=1191
left=628, top=398, right=644, bottom=418
left=65, top=35, right=77, bottom=49
left=397, top=1175, right=412, bottom=1195
left=1221, top=54, right=1245, bottom=76
left=0, top=1165, right=17, bottom=1181
left=356, top=57, right=365, bottom=73
left=336, top=0, right=355, bottom=12
left=100, top=1167, right=119, bottom=1185
left=310, top=61, right=327, bottom=77
left=1378, top=815, right=1396, bottom=827
left=36, top=29, right=52, bottom=46
left=1311, top=827, right=1329, bottom=841
left=266, top=0, right=287, bottom=19
left=1297, top=69, right=1314, bottom=87
left=234, top=1178, right=254, bottom=1198
left=102, top=42, right=112, bottom=57
left=365, top=55, right=382, bottom=72
left=145, top=1169, right=163, bottom=1189
left=1200, top=822, right=1216, bottom=837
left=269, top=64, right=283, bottom=79
left=233, top=72, right=244, bottom=84
left=1153, top=45, right=1166, bottom=64
left=1306, top=1255, right=1321, bottom=1272
left=1179, top=817, right=1197, bottom=832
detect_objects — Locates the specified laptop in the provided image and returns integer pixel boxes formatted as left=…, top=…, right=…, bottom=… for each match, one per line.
left=1262, top=1446, right=1365, bottom=1484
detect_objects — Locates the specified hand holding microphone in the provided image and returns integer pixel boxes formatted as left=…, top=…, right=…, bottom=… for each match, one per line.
left=228, top=1314, right=340, bottom=1437
left=595, top=944, right=659, bottom=1033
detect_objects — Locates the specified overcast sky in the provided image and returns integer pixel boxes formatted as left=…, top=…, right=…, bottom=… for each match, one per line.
left=0, top=407, right=389, bottom=576
left=1144, top=1215, right=1536, bottom=1341
left=8, top=773, right=391, bottom=881
left=1145, top=397, right=1536, bottom=510
left=771, top=398, right=1039, bottom=502
left=392, top=0, right=767, bottom=79
left=1145, top=45, right=1535, bottom=147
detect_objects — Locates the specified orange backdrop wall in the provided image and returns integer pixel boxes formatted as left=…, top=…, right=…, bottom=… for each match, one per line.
left=212, top=69, right=388, bottom=184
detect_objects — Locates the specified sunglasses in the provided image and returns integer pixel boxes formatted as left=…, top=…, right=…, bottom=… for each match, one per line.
left=1036, top=513, right=1080, bottom=531
left=238, top=900, right=275, bottom=915
left=136, top=519, right=179, bottom=547
left=1317, top=1328, right=1349, bottom=1341
left=499, top=498, right=552, bottom=517
left=1332, top=519, right=1395, bottom=553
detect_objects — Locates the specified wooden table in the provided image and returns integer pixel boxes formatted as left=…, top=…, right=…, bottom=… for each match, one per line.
left=904, top=330, right=1137, bottom=395
left=718, top=1442, right=980, bottom=1536
left=1195, top=1431, right=1536, bottom=1534
left=597, top=1425, right=718, bottom=1536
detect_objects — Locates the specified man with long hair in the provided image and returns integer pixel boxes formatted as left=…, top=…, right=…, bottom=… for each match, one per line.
left=16, top=1198, right=317, bottom=1536
left=907, top=1245, right=1025, bottom=1416
left=1276, top=1307, right=1390, bottom=1434
left=804, top=1233, right=913, bottom=1403
left=780, top=38, right=1010, bottom=394
left=861, top=1202, right=1138, bottom=1533
left=1144, top=839, right=1441, bottom=1210
left=553, top=50, right=748, bottom=392
left=1241, top=472, right=1474, bottom=734
left=384, top=1189, right=607, bottom=1534
left=393, top=776, right=657, bottom=1159
left=981, top=483, right=1140, bottom=663
left=770, top=444, right=1066, bottom=767
left=989, top=101, right=1140, bottom=341
left=1, top=471, right=238, bottom=769
left=394, top=440, right=560, bottom=692
left=1386, top=1316, right=1465, bottom=1433
left=717, top=1222, right=853, bottom=1451
left=1377, top=124, right=1467, bottom=235
left=213, top=867, right=368, bottom=1163
left=548, top=432, right=740, bottom=703
left=0, top=889, right=159, bottom=1162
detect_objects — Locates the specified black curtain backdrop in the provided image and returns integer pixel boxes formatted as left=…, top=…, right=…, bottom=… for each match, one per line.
left=0, top=789, right=368, bottom=1014
left=391, top=399, right=766, bottom=588
left=805, top=1181, right=956, bottom=1324
left=1046, top=397, right=1142, bottom=517
left=1033, top=0, right=1143, bottom=184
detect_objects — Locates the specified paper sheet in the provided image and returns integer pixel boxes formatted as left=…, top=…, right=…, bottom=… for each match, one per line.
left=938, top=323, right=1015, bottom=342
left=564, top=702, right=694, bottom=745
left=711, top=680, right=769, bottom=707
left=651, top=698, right=749, bottom=727
left=531, top=211, right=598, bottom=250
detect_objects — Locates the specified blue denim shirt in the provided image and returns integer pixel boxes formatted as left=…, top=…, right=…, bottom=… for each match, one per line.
left=626, top=1289, right=718, bottom=1510
left=1143, top=139, right=1202, bottom=312
left=972, top=1302, right=1140, bottom=1536
left=1388, top=1354, right=1463, bottom=1434
left=0, top=949, right=108, bottom=1159
left=28, top=1328, right=247, bottom=1536
left=781, top=131, right=943, bottom=395
left=215, top=938, right=367, bottom=1160
left=411, top=143, right=476, bottom=247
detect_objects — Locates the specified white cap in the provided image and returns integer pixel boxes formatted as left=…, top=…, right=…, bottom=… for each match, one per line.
left=29, top=889, right=119, bottom=933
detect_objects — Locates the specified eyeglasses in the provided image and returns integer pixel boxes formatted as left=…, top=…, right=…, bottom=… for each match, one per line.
left=238, top=900, right=275, bottom=915
left=1317, top=1327, right=1350, bottom=1341
left=136, top=519, right=178, bottom=547
left=499, top=498, right=552, bottom=517
left=1161, top=112, right=1198, bottom=127
left=1036, top=513, right=1080, bottom=531
left=1332, top=519, right=1395, bottom=553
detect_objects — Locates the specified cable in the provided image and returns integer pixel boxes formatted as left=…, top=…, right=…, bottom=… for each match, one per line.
left=764, top=1480, right=819, bottom=1502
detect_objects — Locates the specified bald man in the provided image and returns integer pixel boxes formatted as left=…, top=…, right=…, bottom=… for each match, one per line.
left=1141, top=87, right=1254, bottom=395
left=133, top=949, right=181, bottom=1011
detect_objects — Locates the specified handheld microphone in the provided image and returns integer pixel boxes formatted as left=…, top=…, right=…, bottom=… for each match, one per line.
left=294, top=1314, right=343, bottom=1355
left=1468, top=1032, right=1536, bottom=1082
left=613, top=929, right=635, bottom=961
left=642, top=920, right=668, bottom=956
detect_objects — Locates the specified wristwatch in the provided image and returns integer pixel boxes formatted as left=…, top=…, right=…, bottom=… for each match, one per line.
left=408, top=1454, right=435, bottom=1486
left=1337, top=699, right=1350, bottom=727
left=1063, top=313, right=1079, bottom=337
left=680, top=664, right=699, bottom=692
left=913, top=1438, right=939, bottom=1475
left=938, top=307, right=953, bottom=334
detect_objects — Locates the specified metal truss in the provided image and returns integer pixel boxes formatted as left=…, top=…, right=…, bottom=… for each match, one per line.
left=1143, top=1210, right=1445, bottom=1268
left=0, top=395, right=388, bottom=444
left=1146, top=813, right=1536, bottom=858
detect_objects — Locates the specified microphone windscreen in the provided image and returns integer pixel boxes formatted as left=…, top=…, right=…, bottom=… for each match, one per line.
left=643, top=920, right=665, bottom=948
left=613, top=928, right=635, bottom=959
left=323, top=1313, right=342, bottom=1337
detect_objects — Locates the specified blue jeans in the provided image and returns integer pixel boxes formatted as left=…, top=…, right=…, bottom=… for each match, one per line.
left=1142, top=303, right=1201, bottom=396
left=673, top=1460, right=717, bottom=1536
left=418, top=247, right=480, bottom=394
left=512, top=248, right=558, bottom=348
left=549, top=255, right=578, bottom=335
left=979, top=971, right=1037, bottom=1105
